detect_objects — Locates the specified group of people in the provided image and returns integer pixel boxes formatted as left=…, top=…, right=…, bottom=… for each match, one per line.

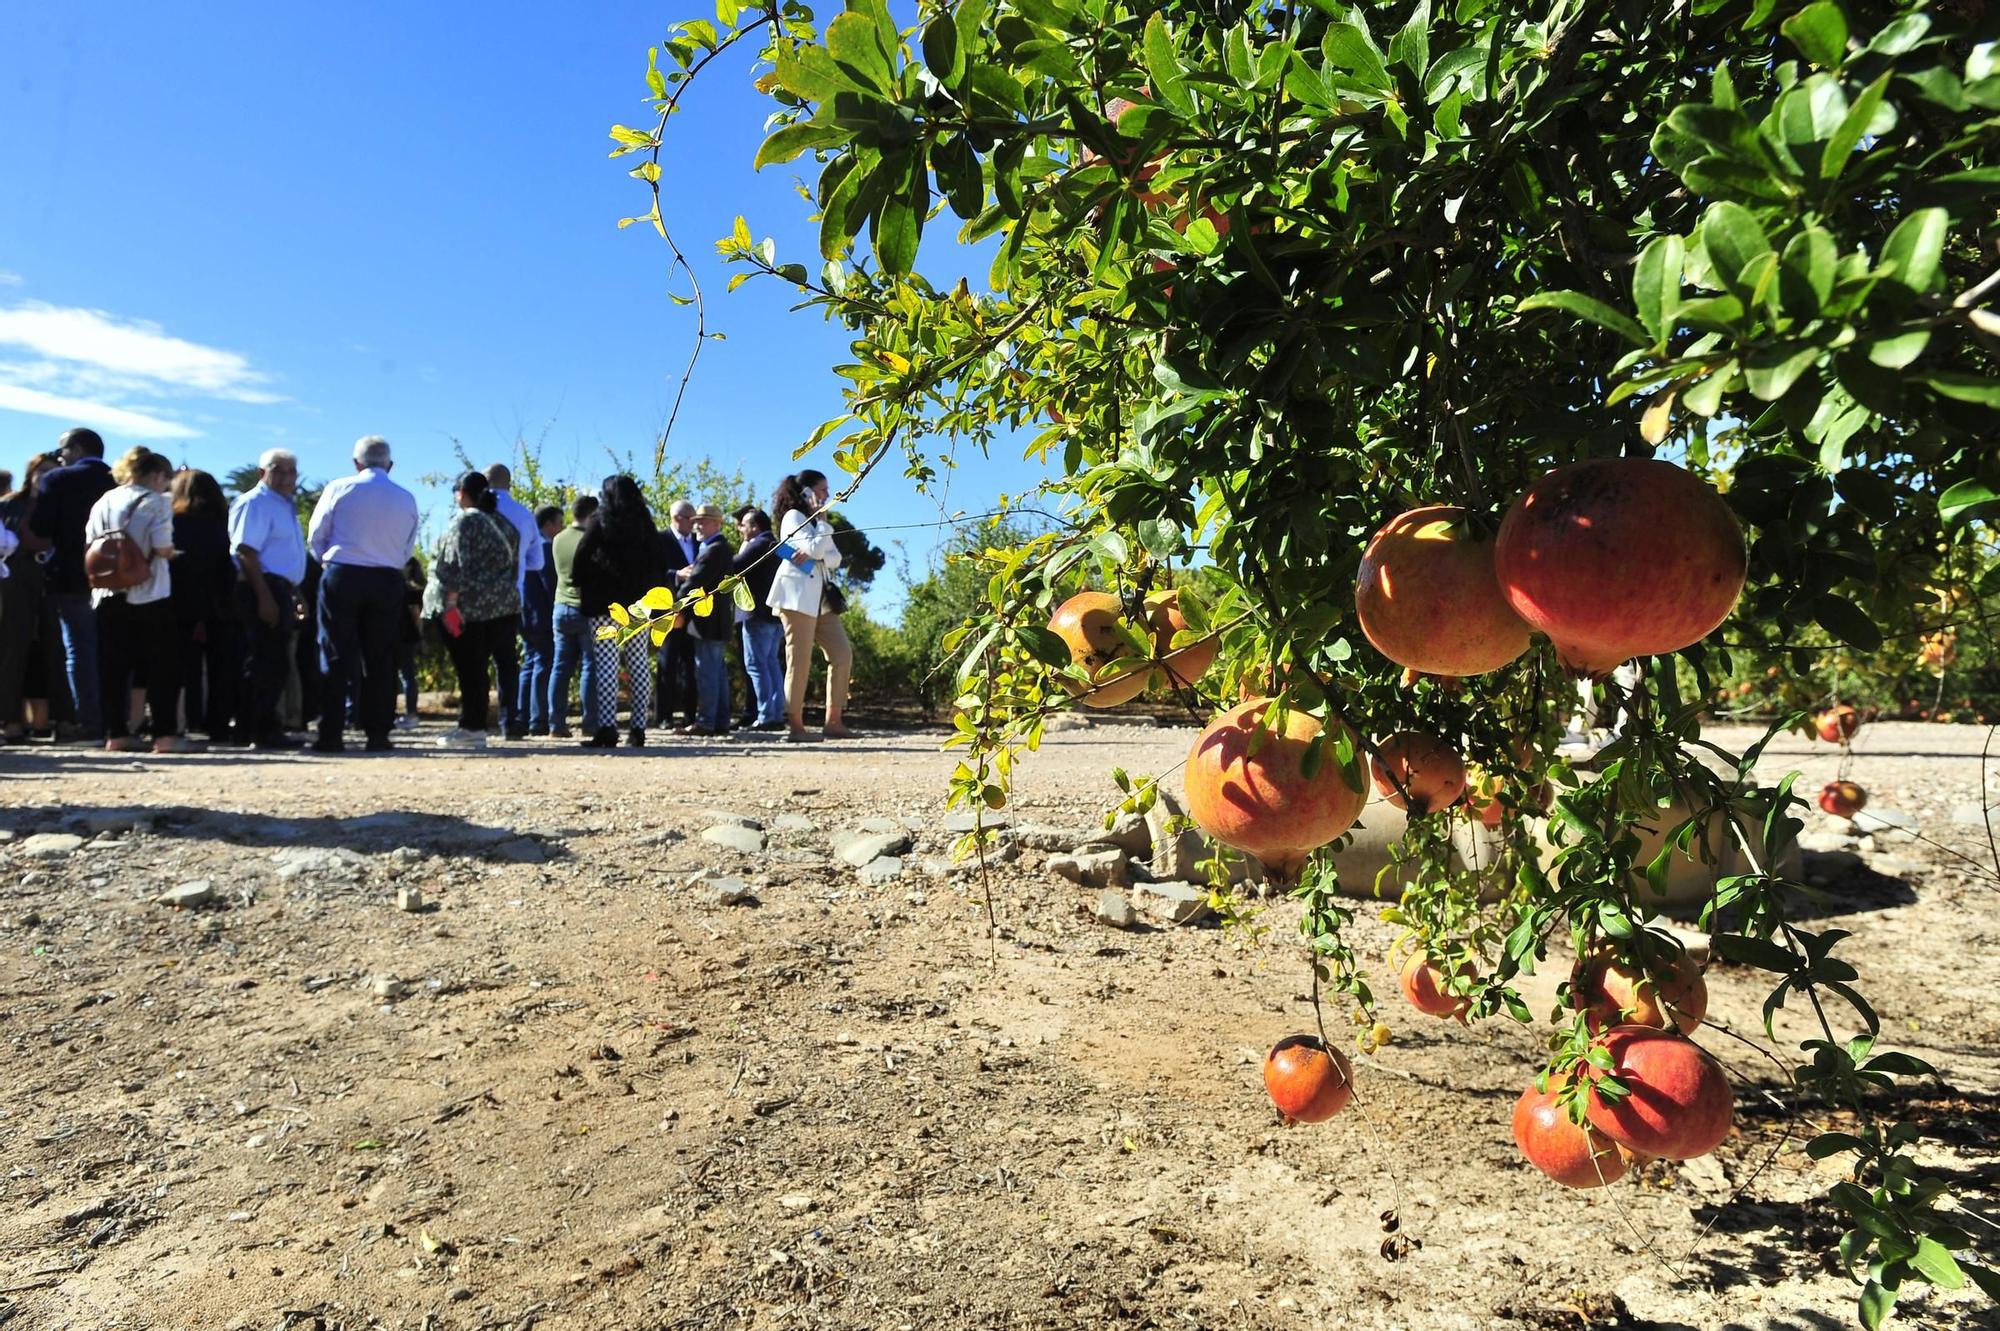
left=0, top=423, right=856, bottom=753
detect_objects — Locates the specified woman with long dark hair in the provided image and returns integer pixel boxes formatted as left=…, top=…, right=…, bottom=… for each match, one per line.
left=422, top=470, right=521, bottom=749
left=766, top=469, right=852, bottom=742
left=168, top=468, right=239, bottom=742
left=572, top=474, right=664, bottom=748
left=0, top=453, right=56, bottom=742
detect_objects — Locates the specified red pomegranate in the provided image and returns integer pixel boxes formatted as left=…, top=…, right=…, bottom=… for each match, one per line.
left=1513, top=1081, right=1629, bottom=1189
left=1047, top=592, right=1149, bottom=708
left=1583, top=1026, right=1734, bottom=1161
left=1143, top=590, right=1218, bottom=691
left=1184, top=699, right=1369, bottom=877
left=1818, top=781, right=1867, bottom=818
left=1570, top=944, right=1707, bottom=1034
left=1356, top=506, right=1531, bottom=676
left=1264, top=1035, right=1353, bottom=1124
left=1494, top=459, right=1746, bottom=675
left=1815, top=704, right=1861, bottom=743
left=1399, top=953, right=1473, bottom=1021
left=1371, top=733, right=1469, bottom=815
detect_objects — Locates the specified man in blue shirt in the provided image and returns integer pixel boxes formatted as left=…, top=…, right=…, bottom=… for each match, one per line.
left=484, top=463, right=545, bottom=740
left=515, top=504, right=562, bottom=736
left=28, top=427, right=116, bottom=741
left=229, top=448, right=308, bottom=749
left=306, top=436, right=420, bottom=753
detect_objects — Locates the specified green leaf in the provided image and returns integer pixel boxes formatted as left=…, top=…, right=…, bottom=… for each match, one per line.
left=1712, top=932, right=1801, bottom=973
left=1821, top=72, right=1891, bottom=183
left=870, top=150, right=926, bottom=274
left=933, top=134, right=983, bottom=220
left=1325, top=21, right=1392, bottom=91
left=1388, top=0, right=1430, bottom=77
left=921, top=14, right=961, bottom=84
left=1632, top=235, right=1683, bottom=342
left=1516, top=291, right=1650, bottom=345
left=1939, top=479, right=2000, bottom=527
left=1701, top=202, right=1774, bottom=301
left=1781, top=1, right=1848, bottom=69
left=826, top=12, right=896, bottom=93
left=1865, top=328, right=1930, bottom=369
left=1925, top=374, right=2000, bottom=407
left=1858, top=1278, right=1894, bottom=1330
left=1744, top=343, right=1818, bottom=400
left=1779, top=226, right=1836, bottom=313
left=1813, top=594, right=1883, bottom=651
left=755, top=119, right=855, bottom=169
left=1017, top=625, right=1073, bottom=668
left=1807, top=1132, right=1869, bottom=1159
left=1866, top=14, right=1931, bottom=55
left=775, top=44, right=868, bottom=102
left=1143, top=16, right=1194, bottom=115
left=1879, top=207, right=1948, bottom=294
left=1911, top=1238, right=1966, bottom=1290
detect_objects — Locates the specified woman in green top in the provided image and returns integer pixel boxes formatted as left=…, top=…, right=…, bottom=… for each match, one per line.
left=424, top=471, right=520, bottom=749
left=547, top=492, right=598, bottom=739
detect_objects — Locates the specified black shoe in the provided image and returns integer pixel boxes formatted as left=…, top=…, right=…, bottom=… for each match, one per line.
left=364, top=736, right=394, bottom=753
left=504, top=727, right=529, bottom=742
left=311, top=734, right=346, bottom=754
left=626, top=728, right=646, bottom=748
left=550, top=726, right=573, bottom=739
left=583, top=728, right=618, bottom=749
left=251, top=733, right=300, bottom=751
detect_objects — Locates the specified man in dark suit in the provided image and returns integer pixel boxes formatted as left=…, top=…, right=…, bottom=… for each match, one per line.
left=29, top=427, right=116, bottom=741
left=675, top=504, right=735, bottom=735
left=655, top=498, right=699, bottom=727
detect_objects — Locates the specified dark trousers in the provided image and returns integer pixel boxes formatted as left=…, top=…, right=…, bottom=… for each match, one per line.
left=176, top=616, right=239, bottom=740
left=655, top=627, right=696, bottom=725
left=236, top=576, right=296, bottom=742
left=492, top=620, right=521, bottom=733
left=318, top=564, right=402, bottom=743
left=97, top=596, right=179, bottom=740
left=444, top=614, right=518, bottom=731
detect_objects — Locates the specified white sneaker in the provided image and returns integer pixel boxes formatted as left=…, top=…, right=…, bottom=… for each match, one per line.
left=394, top=712, right=418, bottom=730
left=435, top=727, right=488, bottom=750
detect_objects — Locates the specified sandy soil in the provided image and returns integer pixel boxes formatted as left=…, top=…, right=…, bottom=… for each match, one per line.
left=2, top=720, right=1996, bottom=1331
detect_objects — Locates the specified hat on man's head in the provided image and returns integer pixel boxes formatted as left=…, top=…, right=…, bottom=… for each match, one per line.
left=694, top=503, right=724, bottom=520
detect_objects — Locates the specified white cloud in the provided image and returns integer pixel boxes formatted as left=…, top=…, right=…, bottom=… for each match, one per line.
left=0, top=301, right=280, bottom=402
left=0, top=271, right=22, bottom=287
left=0, top=384, right=196, bottom=439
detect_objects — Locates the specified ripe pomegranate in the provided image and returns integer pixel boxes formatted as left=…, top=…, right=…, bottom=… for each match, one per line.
left=1818, top=780, right=1867, bottom=818
left=1264, top=1035, right=1353, bottom=1125
left=1513, top=1082, right=1628, bottom=1189
left=1815, top=704, right=1861, bottom=743
left=1371, top=733, right=1469, bottom=815
left=1143, top=590, right=1218, bottom=691
left=1355, top=506, right=1531, bottom=676
left=1399, top=953, right=1473, bottom=1021
left=1583, top=1026, right=1734, bottom=1161
left=1047, top=592, right=1149, bottom=708
left=1570, top=943, right=1707, bottom=1034
left=1494, top=459, right=1746, bottom=675
left=1184, top=699, right=1369, bottom=877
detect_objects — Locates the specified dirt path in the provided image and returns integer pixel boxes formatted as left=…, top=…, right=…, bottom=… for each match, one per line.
left=2, top=721, right=1995, bottom=1330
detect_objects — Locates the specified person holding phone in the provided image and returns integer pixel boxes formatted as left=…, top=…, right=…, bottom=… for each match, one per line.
left=766, top=470, right=852, bottom=743
left=422, top=471, right=520, bottom=749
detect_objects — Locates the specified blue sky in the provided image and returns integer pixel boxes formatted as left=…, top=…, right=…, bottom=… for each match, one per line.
left=0, top=1, right=1038, bottom=611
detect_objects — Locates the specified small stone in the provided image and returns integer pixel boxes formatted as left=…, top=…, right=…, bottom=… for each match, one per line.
left=20, top=833, right=85, bottom=860
left=1041, top=712, right=1090, bottom=732
left=78, top=811, right=154, bottom=835
left=1095, top=811, right=1153, bottom=856
left=1849, top=808, right=1918, bottom=842
left=370, top=975, right=406, bottom=1001
left=1009, top=823, right=1082, bottom=853
left=855, top=856, right=904, bottom=886
left=702, top=876, right=756, bottom=907
left=942, top=810, right=1010, bottom=835
left=701, top=810, right=765, bottom=830
left=920, top=857, right=969, bottom=878
left=448, top=1288, right=474, bottom=1303
left=778, top=1193, right=815, bottom=1212
left=1796, top=830, right=1860, bottom=854
left=1131, top=880, right=1212, bottom=926
left=493, top=837, right=548, bottom=864
left=1095, top=891, right=1137, bottom=929
left=1861, top=854, right=1920, bottom=880
left=770, top=813, right=818, bottom=835
left=701, top=824, right=769, bottom=855
left=272, top=847, right=366, bottom=878
left=225, top=1209, right=254, bottom=1223
left=1950, top=803, right=1997, bottom=829
left=19, top=870, right=45, bottom=889
left=395, top=886, right=425, bottom=913
left=156, top=880, right=215, bottom=909
left=855, top=816, right=902, bottom=835
left=1045, top=847, right=1130, bottom=888
left=905, top=890, right=926, bottom=906
left=832, top=829, right=911, bottom=867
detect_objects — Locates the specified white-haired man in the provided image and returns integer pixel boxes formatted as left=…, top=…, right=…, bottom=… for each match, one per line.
left=483, top=462, right=546, bottom=740
left=655, top=498, right=699, bottom=728
left=228, top=448, right=307, bottom=749
left=305, top=436, right=419, bottom=753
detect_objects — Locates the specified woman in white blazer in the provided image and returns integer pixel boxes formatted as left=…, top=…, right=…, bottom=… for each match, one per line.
left=766, top=470, right=853, bottom=742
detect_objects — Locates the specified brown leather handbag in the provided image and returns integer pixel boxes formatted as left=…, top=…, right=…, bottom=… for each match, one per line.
left=84, top=494, right=156, bottom=592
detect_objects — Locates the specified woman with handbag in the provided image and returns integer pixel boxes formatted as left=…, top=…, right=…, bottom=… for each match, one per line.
left=422, top=471, right=520, bottom=750
left=83, top=447, right=184, bottom=753
left=766, top=470, right=853, bottom=743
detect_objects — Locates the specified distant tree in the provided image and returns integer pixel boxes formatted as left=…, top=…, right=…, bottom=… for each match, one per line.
left=827, top=512, right=885, bottom=591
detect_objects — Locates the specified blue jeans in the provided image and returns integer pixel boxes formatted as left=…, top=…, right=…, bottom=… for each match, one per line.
left=551, top=604, right=595, bottom=732
left=694, top=637, right=729, bottom=731
left=50, top=591, right=103, bottom=735
left=741, top=617, right=785, bottom=725
left=517, top=624, right=553, bottom=732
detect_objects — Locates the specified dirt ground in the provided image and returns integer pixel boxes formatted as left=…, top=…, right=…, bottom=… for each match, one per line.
left=2, top=719, right=1996, bottom=1331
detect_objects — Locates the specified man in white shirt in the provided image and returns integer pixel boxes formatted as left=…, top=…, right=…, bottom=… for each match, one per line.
left=306, top=436, right=419, bottom=753
left=229, top=448, right=308, bottom=749
left=483, top=463, right=545, bottom=740
left=655, top=499, right=699, bottom=728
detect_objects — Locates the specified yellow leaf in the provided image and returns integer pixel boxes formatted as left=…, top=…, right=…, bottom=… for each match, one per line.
left=608, top=602, right=630, bottom=626
left=595, top=626, right=620, bottom=641
left=878, top=350, right=911, bottom=373
left=650, top=625, right=671, bottom=647
left=1640, top=391, right=1676, bottom=445
left=640, top=585, right=676, bottom=611
left=694, top=591, right=716, bottom=617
